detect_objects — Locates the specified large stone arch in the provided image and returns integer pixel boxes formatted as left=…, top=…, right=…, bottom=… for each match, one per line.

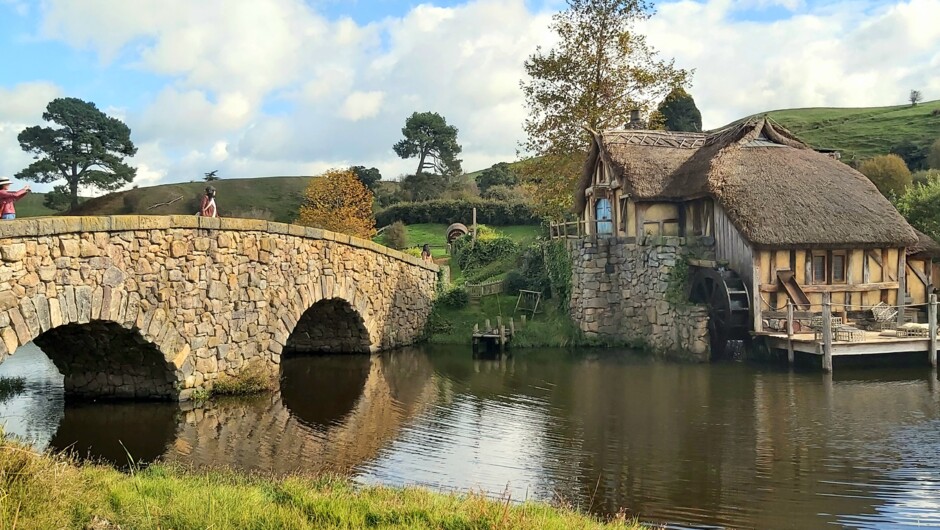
left=2, top=289, right=190, bottom=399
left=284, top=298, right=372, bottom=354
left=0, top=216, right=438, bottom=401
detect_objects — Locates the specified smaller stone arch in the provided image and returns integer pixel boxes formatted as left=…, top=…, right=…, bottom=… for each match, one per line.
left=284, top=298, right=372, bottom=355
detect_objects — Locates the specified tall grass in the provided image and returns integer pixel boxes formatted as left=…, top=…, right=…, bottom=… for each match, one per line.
left=0, top=438, right=645, bottom=529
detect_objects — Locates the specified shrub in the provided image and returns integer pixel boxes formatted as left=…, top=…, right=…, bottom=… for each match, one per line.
left=895, top=173, right=940, bottom=240
left=375, top=199, right=539, bottom=226
left=504, top=270, right=529, bottom=294
left=212, top=365, right=275, bottom=396
left=928, top=138, right=940, bottom=170
left=859, top=154, right=912, bottom=197
left=451, top=230, right=519, bottom=272
left=403, top=247, right=423, bottom=258
left=437, top=287, right=469, bottom=309
left=384, top=221, right=409, bottom=249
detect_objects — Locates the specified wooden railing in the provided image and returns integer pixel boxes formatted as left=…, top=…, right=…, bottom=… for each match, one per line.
left=548, top=220, right=616, bottom=239
left=466, top=279, right=505, bottom=303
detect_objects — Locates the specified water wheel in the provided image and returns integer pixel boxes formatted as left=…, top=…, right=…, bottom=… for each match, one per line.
left=689, top=267, right=752, bottom=358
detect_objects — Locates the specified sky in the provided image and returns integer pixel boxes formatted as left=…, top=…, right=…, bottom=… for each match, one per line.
left=0, top=0, right=938, bottom=193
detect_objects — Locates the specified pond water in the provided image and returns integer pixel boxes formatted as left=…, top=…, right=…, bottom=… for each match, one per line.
left=1, top=343, right=939, bottom=529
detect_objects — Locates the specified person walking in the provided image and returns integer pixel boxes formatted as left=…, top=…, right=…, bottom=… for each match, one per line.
left=199, top=186, right=218, bottom=218
left=0, top=177, right=30, bottom=220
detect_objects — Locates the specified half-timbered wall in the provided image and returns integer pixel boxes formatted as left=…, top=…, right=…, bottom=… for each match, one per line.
left=752, top=247, right=928, bottom=314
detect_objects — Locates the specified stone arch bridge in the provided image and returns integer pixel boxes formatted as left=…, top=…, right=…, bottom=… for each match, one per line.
left=0, top=216, right=438, bottom=400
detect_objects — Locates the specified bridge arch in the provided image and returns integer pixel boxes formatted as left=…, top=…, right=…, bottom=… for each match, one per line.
left=0, top=216, right=438, bottom=400
left=285, top=298, right=372, bottom=354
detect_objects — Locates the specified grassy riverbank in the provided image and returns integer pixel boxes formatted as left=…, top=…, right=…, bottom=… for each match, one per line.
left=0, top=440, right=643, bottom=530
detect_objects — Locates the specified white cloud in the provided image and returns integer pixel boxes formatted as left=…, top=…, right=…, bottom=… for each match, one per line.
left=340, top=91, right=386, bottom=121
left=23, top=0, right=940, bottom=190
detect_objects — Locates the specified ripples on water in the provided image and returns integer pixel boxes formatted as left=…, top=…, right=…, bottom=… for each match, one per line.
left=1, top=343, right=939, bottom=529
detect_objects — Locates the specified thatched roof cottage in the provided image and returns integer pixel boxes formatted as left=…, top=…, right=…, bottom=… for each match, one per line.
left=575, top=117, right=935, bottom=333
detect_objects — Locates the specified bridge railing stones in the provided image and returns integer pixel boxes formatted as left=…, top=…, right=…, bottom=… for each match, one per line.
left=0, top=215, right=438, bottom=272
left=0, top=215, right=438, bottom=401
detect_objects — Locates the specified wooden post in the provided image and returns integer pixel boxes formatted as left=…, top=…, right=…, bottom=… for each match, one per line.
left=929, top=293, right=937, bottom=368
left=822, top=292, right=833, bottom=373
left=498, top=325, right=506, bottom=352
left=786, top=301, right=795, bottom=365
left=485, top=318, right=491, bottom=332
left=521, top=314, right=527, bottom=328
left=509, top=317, right=516, bottom=337
left=472, top=207, right=478, bottom=243
left=753, top=266, right=763, bottom=333
left=897, top=251, right=907, bottom=326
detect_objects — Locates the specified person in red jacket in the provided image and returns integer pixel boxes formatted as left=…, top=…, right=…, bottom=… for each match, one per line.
left=198, top=186, right=218, bottom=218
left=0, top=177, right=30, bottom=220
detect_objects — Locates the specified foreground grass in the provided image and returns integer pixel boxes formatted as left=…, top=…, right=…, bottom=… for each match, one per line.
left=0, top=440, right=643, bottom=530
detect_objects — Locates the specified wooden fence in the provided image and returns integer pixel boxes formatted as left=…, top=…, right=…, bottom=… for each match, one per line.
left=466, top=279, right=505, bottom=303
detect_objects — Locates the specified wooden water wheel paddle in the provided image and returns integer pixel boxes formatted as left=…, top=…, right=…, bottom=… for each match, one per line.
left=688, top=267, right=752, bottom=358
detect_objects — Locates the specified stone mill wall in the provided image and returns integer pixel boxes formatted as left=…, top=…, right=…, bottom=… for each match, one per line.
left=0, top=216, right=438, bottom=400
left=569, top=237, right=710, bottom=361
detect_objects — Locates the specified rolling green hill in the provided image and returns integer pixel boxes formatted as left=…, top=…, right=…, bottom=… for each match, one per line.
left=59, top=177, right=313, bottom=223
left=760, top=99, right=940, bottom=163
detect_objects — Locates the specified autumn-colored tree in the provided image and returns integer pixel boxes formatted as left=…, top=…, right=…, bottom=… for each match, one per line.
left=859, top=154, right=913, bottom=197
left=519, top=0, right=690, bottom=218
left=296, top=168, right=376, bottom=239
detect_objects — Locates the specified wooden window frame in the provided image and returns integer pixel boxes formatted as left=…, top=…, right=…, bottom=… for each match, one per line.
left=831, top=251, right=847, bottom=284
left=812, top=252, right=827, bottom=285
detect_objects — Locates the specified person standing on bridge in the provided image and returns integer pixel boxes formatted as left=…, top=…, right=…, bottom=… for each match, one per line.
left=421, top=244, right=432, bottom=263
left=0, top=177, right=30, bottom=220
left=199, top=186, right=218, bottom=218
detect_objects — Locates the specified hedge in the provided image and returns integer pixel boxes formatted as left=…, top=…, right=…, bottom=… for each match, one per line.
left=376, top=199, right=540, bottom=226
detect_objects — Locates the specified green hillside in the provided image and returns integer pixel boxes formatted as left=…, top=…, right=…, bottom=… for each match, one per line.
left=64, top=177, right=313, bottom=223
left=761, top=100, right=940, bottom=163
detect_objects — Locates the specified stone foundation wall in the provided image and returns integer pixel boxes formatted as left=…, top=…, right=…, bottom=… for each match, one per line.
left=0, top=216, right=438, bottom=400
left=569, top=237, right=710, bottom=361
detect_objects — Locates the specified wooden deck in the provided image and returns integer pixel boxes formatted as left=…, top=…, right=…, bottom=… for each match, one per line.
left=759, top=331, right=938, bottom=356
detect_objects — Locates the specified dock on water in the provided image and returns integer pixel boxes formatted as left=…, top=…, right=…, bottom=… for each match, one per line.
left=757, top=294, right=939, bottom=371
left=471, top=316, right=522, bottom=355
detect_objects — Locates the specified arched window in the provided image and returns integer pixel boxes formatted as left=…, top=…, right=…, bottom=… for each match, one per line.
left=595, top=198, right=613, bottom=235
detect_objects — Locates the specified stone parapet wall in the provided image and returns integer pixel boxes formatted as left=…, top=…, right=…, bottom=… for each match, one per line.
left=569, top=237, right=710, bottom=360
left=0, top=216, right=438, bottom=400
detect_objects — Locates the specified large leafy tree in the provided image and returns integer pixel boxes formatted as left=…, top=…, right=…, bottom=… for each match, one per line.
left=297, top=168, right=376, bottom=239
left=17, top=97, right=137, bottom=209
left=475, top=162, right=517, bottom=194
left=393, top=112, right=462, bottom=178
left=927, top=138, right=940, bottom=170
left=657, top=87, right=702, bottom=132
left=519, top=0, right=689, bottom=217
left=859, top=154, right=912, bottom=197
left=895, top=173, right=940, bottom=241
left=351, top=165, right=382, bottom=190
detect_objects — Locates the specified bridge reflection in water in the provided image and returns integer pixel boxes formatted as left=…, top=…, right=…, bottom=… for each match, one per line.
left=47, top=349, right=438, bottom=474
left=3, top=344, right=939, bottom=529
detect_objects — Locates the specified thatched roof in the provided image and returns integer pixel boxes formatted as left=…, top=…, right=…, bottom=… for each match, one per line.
left=908, top=229, right=940, bottom=259
left=578, top=118, right=918, bottom=249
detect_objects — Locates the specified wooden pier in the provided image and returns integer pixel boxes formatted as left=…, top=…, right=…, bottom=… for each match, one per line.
left=758, top=294, right=939, bottom=371
left=471, top=316, right=522, bottom=355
